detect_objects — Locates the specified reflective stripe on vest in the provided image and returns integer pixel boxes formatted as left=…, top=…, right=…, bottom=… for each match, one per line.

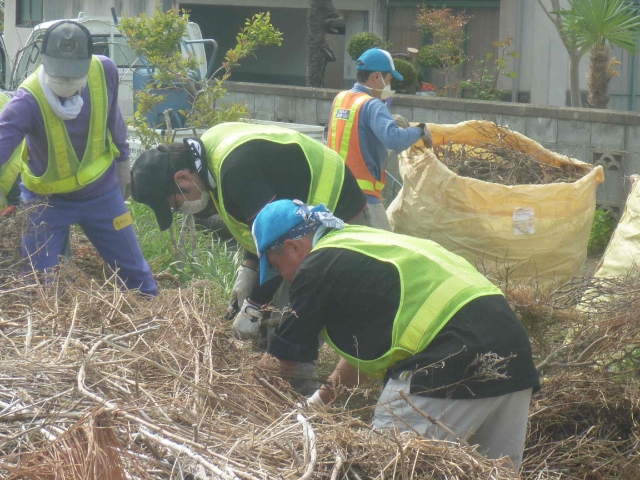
left=327, top=91, right=386, bottom=200
left=19, top=56, right=119, bottom=195
left=313, top=225, right=504, bottom=378
left=0, top=93, right=23, bottom=196
left=201, top=122, right=346, bottom=253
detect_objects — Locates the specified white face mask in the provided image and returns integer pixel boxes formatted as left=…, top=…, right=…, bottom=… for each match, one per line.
left=379, top=76, right=394, bottom=101
left=177, top=181, right=210, bottom=215
left=45, top=74, right=87, bottom=98
left=362, top=75, right=395, bottom=101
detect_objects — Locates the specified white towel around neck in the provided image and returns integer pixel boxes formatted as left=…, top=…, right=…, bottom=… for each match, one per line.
left=38, top=69, right=84, bottom=121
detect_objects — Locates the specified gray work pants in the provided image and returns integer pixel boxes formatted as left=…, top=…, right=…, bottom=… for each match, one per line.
left=350, top=202, right=392, bottom=231
left=372, top=372, right=532, bottom=472
left=265, top=280, right=320, bottom=396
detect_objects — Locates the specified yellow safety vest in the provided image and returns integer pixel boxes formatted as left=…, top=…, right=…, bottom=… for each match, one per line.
left=0, top=93, right=23, bottom=203
left=314, top=225, right=504, bottom=378
left=201, top=122, right=345, bottom=253
left=18, top=56, right=119, bottom=195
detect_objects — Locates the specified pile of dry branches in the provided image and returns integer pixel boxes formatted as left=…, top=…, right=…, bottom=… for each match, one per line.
left=430, top=123, right=585, bottom=185
left=507, top=275, right=640, bottom=479
left=0, top=253, right=515, bottom=478
left=3, top=210, right=640, bottom=479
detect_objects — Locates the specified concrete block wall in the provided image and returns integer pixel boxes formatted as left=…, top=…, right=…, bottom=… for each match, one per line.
left=225, top=82, right=640, bottom=217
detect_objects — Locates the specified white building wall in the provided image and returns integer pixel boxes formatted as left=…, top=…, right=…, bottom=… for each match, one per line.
left=500, top=0, right=590, bottom=107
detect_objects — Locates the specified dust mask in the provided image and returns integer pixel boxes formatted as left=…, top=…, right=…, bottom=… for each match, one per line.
left=177, top=181, right=210, bottom=215
left=379, top=76, right=394, bottom=101
left=45, top=74, right=87, bottom=98
left=361, top=76, right=395, bottom=101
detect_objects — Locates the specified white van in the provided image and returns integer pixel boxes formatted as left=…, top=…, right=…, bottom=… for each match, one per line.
left=9, top=13, right=210, bottom=119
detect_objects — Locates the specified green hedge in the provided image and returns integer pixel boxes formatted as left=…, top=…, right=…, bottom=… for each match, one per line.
left=391, top=59, right=419, bottom=94
left=347, top=32, right=391, bottom=61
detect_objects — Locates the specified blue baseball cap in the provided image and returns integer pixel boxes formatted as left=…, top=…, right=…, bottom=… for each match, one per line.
left=252, top=200, right=345, bottom=285
left=356, top=48, right=403, bottom=81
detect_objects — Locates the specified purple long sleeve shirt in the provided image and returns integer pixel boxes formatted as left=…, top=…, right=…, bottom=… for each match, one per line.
left=0, top=55, right=130, bottom=201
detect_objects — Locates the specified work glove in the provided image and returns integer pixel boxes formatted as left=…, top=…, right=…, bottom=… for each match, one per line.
left=307, top=390, right=325, bottom=407
left=393, top=114, right=411, bottom=129
left=417, top=123, right=433, bottom=149
left=225, top=265, right=259, bottom=320
left=232, top=299, right=263, bottom=340
left=116, top=159, right=132, bottom=201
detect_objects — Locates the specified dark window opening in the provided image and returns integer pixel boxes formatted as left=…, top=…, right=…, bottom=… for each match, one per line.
left=16, top=0, right=43, bottom=28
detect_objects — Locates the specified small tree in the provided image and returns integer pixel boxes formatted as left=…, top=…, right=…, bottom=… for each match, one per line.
left=536, top=0, right=640, bottom=108
left=555, top=0, right=640, bottom=109
left=121, top=7, right=282, bottom=147
left=415, top=7, right=471, bottom=97
left=461, top=38, right=518, bottom=101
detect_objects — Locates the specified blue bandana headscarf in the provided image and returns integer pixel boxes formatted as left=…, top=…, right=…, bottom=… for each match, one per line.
left=252, top=200, right=345, bottom=284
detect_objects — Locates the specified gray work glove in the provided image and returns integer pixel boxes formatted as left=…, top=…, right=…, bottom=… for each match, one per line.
left=116, top=159, right=132, bottom=201
left=225, top=265, right=259, bottom=320
left=417, top=123, right=433, bottom=149
left=393, top=114, right=411, bottom=129
left=232, top=299, right=263, bottom=340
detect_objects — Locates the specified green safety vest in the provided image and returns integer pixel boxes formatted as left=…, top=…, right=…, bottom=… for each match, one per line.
left=0, top=93, right=23, bottom=203
left=313, top=225, right=504, bottom=378
left=18, top=56, right=119, bottom=195
left=201, top=122, right=346, bottom=253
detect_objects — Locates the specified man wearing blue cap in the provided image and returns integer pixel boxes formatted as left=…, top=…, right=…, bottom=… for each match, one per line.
left=254, top=199, right=539, bottom=471
left=327, top=48, right=432, bottom=230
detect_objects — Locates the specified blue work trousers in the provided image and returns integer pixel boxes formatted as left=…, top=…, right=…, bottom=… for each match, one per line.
left=21, top=186, right=158, bottom=296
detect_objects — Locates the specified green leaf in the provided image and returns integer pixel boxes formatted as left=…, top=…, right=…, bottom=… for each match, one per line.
left=554, top=0, right=640, bottom=53
left=485, top=52, right=494, bottom=60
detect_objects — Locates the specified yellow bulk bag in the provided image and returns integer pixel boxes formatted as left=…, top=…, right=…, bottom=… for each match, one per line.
left=594, top=176, right=640, bottom=278
left=387, top=120, right=604, bottom=291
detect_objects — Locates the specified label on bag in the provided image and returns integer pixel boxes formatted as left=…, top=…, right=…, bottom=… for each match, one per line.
left=513, top=207, right=535, bottom=235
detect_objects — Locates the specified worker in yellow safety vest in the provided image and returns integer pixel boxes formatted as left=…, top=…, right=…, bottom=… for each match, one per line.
left=131, top=122, right=368, bottom=394
left=0, top=21, right=157, bottom=295
left=327, top=48, right=432, bottom=230
left=254, top=199, right=540, bottom=471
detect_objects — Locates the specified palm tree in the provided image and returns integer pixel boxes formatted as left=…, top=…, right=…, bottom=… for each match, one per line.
left=555, top=0, right=640, bottom=109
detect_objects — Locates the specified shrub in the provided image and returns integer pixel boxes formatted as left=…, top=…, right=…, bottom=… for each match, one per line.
left=418, top=43, right=465, bottom=69
left=588, top=208, right=616, bottom=256
left=347, top=32, right=391, bottom=61
left=391, top=59, right=419, bottom=94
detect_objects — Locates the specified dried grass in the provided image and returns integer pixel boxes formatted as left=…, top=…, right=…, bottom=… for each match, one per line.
left=509, top=274, right=640, bottom=479
left=3, top=211, right=640, bottom=479
left=0, top=218, right=516, bottom=478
